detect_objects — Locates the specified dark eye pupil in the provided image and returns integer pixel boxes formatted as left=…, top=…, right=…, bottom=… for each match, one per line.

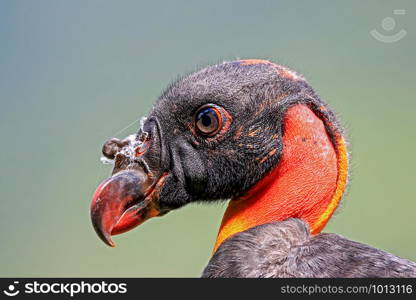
left=201, top=114, right=212, bottom=127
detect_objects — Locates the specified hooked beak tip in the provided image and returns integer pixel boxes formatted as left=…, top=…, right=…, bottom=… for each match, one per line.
left=91, top=214, right=116, bottom=248
left=105, top=237, right=116, bottom=248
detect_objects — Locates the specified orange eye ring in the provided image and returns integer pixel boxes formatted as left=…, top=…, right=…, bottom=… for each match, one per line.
left=192, top=104, right=232, bottom=141
left=195, top=105, right=223, bottom=136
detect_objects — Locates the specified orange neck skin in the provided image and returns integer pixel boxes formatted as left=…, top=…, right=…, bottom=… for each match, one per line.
left=213, top=104, right=348, bottom=253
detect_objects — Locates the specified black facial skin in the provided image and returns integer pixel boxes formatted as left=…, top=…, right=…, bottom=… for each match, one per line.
left=132, top=61, right=340, bottom=212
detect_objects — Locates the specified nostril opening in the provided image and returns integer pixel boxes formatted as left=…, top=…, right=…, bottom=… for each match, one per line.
left=102, top=138, right=130, bottom=159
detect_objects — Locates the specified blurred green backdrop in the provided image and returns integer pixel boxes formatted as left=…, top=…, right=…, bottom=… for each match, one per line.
left=1, top=0, right=415, bottom=277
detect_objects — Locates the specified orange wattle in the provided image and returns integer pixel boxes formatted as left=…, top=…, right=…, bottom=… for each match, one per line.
left=213, top=104, right=348, bottom=253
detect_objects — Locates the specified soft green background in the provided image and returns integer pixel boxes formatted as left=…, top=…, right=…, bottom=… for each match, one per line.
left=1, top=0, right=415, bottom=277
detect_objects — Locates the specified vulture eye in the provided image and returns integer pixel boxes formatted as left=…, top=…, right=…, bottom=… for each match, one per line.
left=195, top=106, right=223, bottom=136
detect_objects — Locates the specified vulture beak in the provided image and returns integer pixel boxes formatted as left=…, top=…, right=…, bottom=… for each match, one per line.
left=90, top=118, right=169, bottom=247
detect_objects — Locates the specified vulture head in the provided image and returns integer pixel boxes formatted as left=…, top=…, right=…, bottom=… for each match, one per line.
left=90, top=59, right=348, bottom=254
